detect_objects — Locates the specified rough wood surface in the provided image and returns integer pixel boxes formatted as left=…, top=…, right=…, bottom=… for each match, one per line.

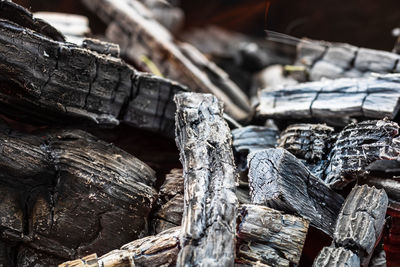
left=174, top=92, right=238, bottom=266
left=0, top=7, right=185, bottom=136
left=333, top=185, right=388, bottom=266
left=0, top=123, right=157, bottom=263
left=312, top=247, right=360, bottom=267
left=257, top=76, right=400, bottom=123
left=248, top=148, right=344, bottom=236
left=325, top=120, right=400, bottom=189
left=82, top=0, right=251, bottom=121
left=82, top=38, right=120, bottom=57
left=236, top=204, right=309, bottom=266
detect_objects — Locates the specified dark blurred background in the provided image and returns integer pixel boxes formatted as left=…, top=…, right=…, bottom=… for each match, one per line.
left=13, top=0, right=400, bottom=51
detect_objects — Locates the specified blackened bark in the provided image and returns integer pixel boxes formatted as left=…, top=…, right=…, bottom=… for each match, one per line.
left=312, top=247, right=360, bottom=267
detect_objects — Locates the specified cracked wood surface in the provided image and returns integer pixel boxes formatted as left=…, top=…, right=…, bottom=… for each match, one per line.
left=312, top=247, right=360, bottom=267
left=0, top=122, right=157, bottom=265
left=174, top=92, right=238, bottom=266
left=0, top=2, right=186, bottom=136
left=257, top=75, right=400, bottom=123
left=81, top=0, right=251, bottom=122
left=248, top=148, right=344, bottom=236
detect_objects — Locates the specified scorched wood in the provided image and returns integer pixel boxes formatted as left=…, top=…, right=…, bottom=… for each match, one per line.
left=174, top=92, right=238, bottom=266
left=312, top=247, right=360, bottom=267
left=248, top=148, right=344, bottom=236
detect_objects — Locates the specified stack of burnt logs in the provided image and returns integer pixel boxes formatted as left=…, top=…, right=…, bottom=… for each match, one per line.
left=0, top=0, right=399, bottom=266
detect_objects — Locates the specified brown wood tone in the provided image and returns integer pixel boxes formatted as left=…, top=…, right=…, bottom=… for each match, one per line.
left=312, top=247, right=360, bottom=267
left=81, top=0, right=252, bottom=122
left=248, top=148, right=344, bottom=236
left=174, top=92, right=238, bottom=266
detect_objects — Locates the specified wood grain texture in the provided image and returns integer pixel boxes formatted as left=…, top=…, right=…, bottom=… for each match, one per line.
left=174, top=92, right=238, bottom=267
left=248, top=148, right=344, bottom=236
left=312, top=247, right=360, bottom=267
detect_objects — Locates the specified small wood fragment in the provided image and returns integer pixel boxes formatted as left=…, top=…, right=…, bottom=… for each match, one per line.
left=82, top=38, right=120, bottom=57
left=58, top=254, right=99, bottom=267
left=312, top=247, right=360, bottom=267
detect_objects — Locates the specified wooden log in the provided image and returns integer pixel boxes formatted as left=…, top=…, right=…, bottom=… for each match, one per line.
left=248, top=148, right=344, bottom=236
left=0, top=8, right=186, bottom=136
left=325, top=120, right=400, bottom=189
left=0, top=123, right=157, bottom=262
left=174, top=92, right=238, bottom=266
left=236, top=204, right=309, bottom=266
left=362, top=177, right=400, bottom=208
left=312, top=247, right=360, bottom=267
left=82, top=0, right=251, bottom=122
left=333, top=185, right=388, bottom=266
left=257, top=76, right=400, bottom=123
left=82, top=38, right=120, bottom=57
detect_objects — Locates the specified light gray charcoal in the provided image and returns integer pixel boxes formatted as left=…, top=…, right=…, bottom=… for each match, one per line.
left=174, top=93, right=238, bottom=266
left=333, top=185, right=388, bottom=266
left=312, top=247, right=360, bottom=267
left=325, top=120, right=400, bottom=189
left=248, top=148, right=344, bottom=236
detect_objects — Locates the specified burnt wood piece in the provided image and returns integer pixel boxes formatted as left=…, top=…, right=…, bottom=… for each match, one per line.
left=248, top=148, right=344, bottom=236
left=58, top=254, right=100, bottom=267
left=0, top=15, right=185, bottom=136
left=82, top=38, right=120, bottom=57
left=60, top=252, right=135, bottom=267
left=325, top=120, right=400, bottom=189
left=236, top=204, right=309, bottom=266
left=174, top=93, right=238, bottom=266
left=295, top=39, right=400, bottom=81
left=257, top=76, right=400, bottom=122
left=0, top=124, right=157, bottom=262
left=312, top=247, right=360, bottom=267
left=82, top=0, right=251, bottom=121
left=231, top=125, right=278, bottom=171
left=333, top=185, right=388, bottom=266
left=363, top=177, right=400, bottom=207
left=369, top=244, right=386, bottom=267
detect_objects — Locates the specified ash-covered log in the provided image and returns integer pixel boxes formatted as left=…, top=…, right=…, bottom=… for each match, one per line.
left=174, top=92, right=238, bottom=266
left=248, top=148, right=344, bottom=236
left=312, top=247, right=360, bottom=267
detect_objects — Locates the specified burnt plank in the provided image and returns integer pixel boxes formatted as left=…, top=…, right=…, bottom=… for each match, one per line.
left=248, top=148, right=344, bottom=236
left=174, top=92, right=238, bottom=266
left=312, top=247, right=360, bottom=267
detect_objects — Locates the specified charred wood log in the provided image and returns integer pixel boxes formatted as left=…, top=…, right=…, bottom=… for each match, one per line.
left=82, top=0, right=251, bottom=122
left=174, top=92, right=238, bottom=266
left=82, top=38, right=120, bottom=57
left=325, top=120, right=400, bottom=189
left=257, top=76, right=400, bottom=123
left=248, top=148, right=344, bottom=236
left=312, top=247, right=360, bottom=267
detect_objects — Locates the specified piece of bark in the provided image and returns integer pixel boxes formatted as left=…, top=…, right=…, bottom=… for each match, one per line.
left=325, top=120, right=400, bottom=189
left=0, top=12, right=185, bottom=136
left=312, top=247, right=360, bottom=267
left=257, top=76, right=400, bottom=123
left=174, top=92, right=238, bottom=266
left=82, top=0, right=251, bottom=122
left=0, top=124, right=157, bottom=261
left=236, top=204, right=309, bottom=266
left=82, top=38, right=120, bottom=57
left=248, top=148, right=344, bottom=236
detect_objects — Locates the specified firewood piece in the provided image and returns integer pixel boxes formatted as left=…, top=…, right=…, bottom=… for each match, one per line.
left=369, top=244, right=386, bottom=267
left=325, top=120, right=400, bottom=189
left=154, top=194, right=184, bottom=227
left=174, top=93, right=238, bottom=266
left=82, top=38, right=120, bottom=57
left=333, top=185, right=388, bottom=266
left=248, top=148, right=344, bottom=236
left=257, top=76, right=400, bottom=122
left=58, top=254, right=99, bottom=267
left=362, top=177, right=400, bottom=207
left=82, top=0, right=251, bottom=121
left=236, top=204, right=309, bottom=266
left=0, top=16, right=185, bottom=135
left=158, top=168, right=183, bottom=202
left=312, top=247, right=360, bottom=267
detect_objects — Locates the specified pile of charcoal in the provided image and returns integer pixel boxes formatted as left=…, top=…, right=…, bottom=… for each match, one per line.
left=0, top=0, right=399, bottom=266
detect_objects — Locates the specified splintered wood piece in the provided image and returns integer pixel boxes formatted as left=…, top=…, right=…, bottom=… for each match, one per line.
left=333, top=185, right=388, bottom=266
left=174, top=92, right=238, bottom=266
left=0, top=11, right=185, bottom=135
left=248, top=148, right=344, bottom=236
left=58, top=254, right=99, bottom=267
left=325, top=120, right=400, bottom=189
left=82, top=0, right=251, bottom=121
left=257, top=76, right=400, bottom=122
left=0, top=124, right=157, bottom=262
left=295, top=39, right=400, bottom=81
left=82, top=38, right=120, bottom=57
left=312, top=247, right=360, bottom=267
left=363, top=177, right=400, bottom=207
left=236, top=204, right=309, bottom=266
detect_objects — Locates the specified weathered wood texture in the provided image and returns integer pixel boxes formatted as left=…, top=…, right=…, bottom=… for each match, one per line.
left=236, top=204, right=309, bottom=267
left=174, top=92, right=238, bottom=266
left=363, top=177, right=400, bottom=207
left=312, top=247, right=360, bottom=267
left=82, top=38, right=120, bottom=57
left=0, top=123, right=157, bottom=263
left=248, top=148, right=344, bottom=236
left=81, top=0, right=252, bottom=121
left=0, top=3, right=186, bottom=136
left=325, top=120, right=400, bottom=189
left=295, top=39, right=400, bottom=81
left=333, top=185, right=388, bottom=266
